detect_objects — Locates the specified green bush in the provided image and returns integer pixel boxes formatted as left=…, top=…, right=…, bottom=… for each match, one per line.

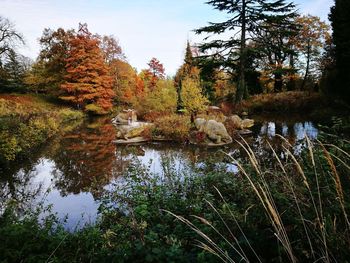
left=0, top=95, right=86, bottom=163
left=58, top=108, right=85, bottom=123
left=0, top=131, right=20, bottom=161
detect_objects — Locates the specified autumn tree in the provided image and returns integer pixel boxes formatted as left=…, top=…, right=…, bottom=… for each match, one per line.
left=195, top=0, right=296, bottom=103
left=135, top=78, right=177, bottom=116
left=145, top=57, right=165, bottom=88
left=25, top=28, right=74, bottom=94
left=110, top=59, right=138, bottom=104
left=294, top=15, right=330, bottom=90
left=181, top=76, right=209, bottom=122
left=60, top=23, right=114, bottom=114
left=175, top=42, right=201, bottom=108
left=329, top=0, right=350, bottom=102
left=97, top=34, right=126, bottom=64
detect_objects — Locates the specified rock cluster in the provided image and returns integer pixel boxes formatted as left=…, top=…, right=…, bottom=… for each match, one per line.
left=113, top=109, right=137, bottom=124
left=113, top=109, right=254, bottom=146
left=194, top=118, right=232, bottom=144
left=224, top=115, right=254, bottom=130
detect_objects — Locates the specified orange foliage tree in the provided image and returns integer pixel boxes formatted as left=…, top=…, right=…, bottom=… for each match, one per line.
left=60, top=23, right=114, bottom=114
left=145, top=57, right=165, bottom=89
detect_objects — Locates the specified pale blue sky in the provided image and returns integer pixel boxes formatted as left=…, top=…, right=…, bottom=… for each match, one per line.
left=1, top=0, right=333, bottom=75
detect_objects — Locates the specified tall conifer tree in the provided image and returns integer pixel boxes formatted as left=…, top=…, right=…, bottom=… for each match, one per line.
left=195, top=0, right=296, bottom=103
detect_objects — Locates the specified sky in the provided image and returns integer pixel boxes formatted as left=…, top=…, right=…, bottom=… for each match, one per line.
left=1, top=0, right=334, bottom=76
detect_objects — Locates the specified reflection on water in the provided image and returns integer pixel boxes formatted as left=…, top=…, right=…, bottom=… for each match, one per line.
left=0, top=116, right=320, bottom=229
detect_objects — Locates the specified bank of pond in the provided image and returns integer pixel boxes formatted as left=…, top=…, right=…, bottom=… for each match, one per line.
left=1, top=112, right=349, bottom=262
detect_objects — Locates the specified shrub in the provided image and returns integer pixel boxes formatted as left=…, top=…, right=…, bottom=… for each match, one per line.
left=153, top=114, right=191, bottom=141
left=85, top=103, right=108, bottom=115
left=58, top=108, right=85, bottom=123
left=0, top=131, right=20, bottom=161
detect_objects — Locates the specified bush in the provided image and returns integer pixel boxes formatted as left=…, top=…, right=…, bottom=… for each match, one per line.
left=153, top=114, right=191, bottom=141
left=231, top=91, right=328, bottom=114
left=59, top=108, right=85, bottom=123
left=85, top=103, right=108, bottom=115
left=0, top=95, right=85, bottom=163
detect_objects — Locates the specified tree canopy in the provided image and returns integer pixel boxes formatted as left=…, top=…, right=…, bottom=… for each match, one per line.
left=195, top=0, right=297, bottom=102
left=60, top=24, right=114, bottom=114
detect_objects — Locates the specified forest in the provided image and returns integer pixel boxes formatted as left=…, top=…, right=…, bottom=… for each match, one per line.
left=0, top=0, right=350, bottom=262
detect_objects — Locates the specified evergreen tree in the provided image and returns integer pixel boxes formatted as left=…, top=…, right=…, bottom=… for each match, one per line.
left=329, top=0, right=350, bottom=102
left=195, top=0, right=296, bottom=103
left=254, top=16, right=299, bottom=92
left=60, top=24, right=114, bottom=114
left=175, top=41, right=200, bottom=109
left=1, top=50, right=32, bottom=91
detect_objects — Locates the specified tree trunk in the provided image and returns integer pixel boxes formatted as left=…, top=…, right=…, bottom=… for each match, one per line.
left=301, top=41, right=311, bottom=90
left=274, top=71, right=283, bottom=92
left=235, top=0, right=247, bottom=104
left=177, top=79, right=182, bottom=111
left=287, top=53, right=296, bottom=91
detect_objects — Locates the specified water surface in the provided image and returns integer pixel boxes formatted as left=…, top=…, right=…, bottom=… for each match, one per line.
left=0, top=115, right=320, bottom=229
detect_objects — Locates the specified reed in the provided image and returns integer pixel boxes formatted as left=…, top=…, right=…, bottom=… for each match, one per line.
left=170, top=136, right=350, bottom=262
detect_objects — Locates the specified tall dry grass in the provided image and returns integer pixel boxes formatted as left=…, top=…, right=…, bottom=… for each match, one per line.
left=168, top=135, right=350, bottom=262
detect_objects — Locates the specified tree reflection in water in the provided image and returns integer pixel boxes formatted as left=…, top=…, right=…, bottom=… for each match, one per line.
left=0, top=115, right=322, bottom=228
left=0, top=160, right=45, bottom=216
left=51, top=118, right=121, bottom=198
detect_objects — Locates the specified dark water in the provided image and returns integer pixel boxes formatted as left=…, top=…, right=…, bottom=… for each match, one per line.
left=0, top=115, right=319, bottom=229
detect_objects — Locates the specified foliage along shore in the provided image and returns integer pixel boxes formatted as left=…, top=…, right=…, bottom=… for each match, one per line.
left=0, top=94, right=85, bottom=164
left=1, top=90, right=345, bottom=164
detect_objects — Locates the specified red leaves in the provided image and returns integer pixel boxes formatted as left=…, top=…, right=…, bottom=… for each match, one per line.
left=60, top=24, right=114, bottom=113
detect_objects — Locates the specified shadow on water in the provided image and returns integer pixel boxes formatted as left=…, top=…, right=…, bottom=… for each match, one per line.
left=0, top=114, right=321, bottom=229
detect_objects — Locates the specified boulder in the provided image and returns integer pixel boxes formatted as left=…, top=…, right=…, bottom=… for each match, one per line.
left=194, top=118, right=232, bottom=144
left=225, top=115, right=254, bottom=130
left=226, top=115, right=243, bottom=129
left=241, top=119, right=254, bottom=129
left=116, top=122, right=152, bottom=140
left=114, top=109, right=137, bottom=124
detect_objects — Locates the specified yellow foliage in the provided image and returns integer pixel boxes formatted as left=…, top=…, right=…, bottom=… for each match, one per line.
left=134, top=79, right=177, bottom=116
left=181, top=77, right=209, bottom=114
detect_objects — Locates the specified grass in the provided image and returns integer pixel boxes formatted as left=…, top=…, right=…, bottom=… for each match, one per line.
left=170, top=135, right=350, bottom=262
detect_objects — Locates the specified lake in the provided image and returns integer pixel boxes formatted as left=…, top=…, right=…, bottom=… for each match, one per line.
left=0, top=114, right=320, bottom=230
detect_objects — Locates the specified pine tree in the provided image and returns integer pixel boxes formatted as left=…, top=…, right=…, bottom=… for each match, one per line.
left=329, top=0, right=350, bottom=102
left=60, top=24, right=114, bottom=114
left=195, top=0, right=296, bottom=103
